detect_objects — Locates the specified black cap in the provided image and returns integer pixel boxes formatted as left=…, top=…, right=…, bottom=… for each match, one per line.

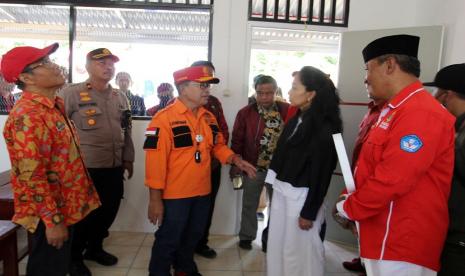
left=86, top=48, right=119, bottom=62
left=424, top=63, right=465, bottom=95
left=362, top=34, right=420, bottom=63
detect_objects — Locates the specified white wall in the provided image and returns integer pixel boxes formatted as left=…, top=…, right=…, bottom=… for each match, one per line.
left=413, top=0, right=465, bottom=66
left=0, top=116, right=11, bottom=172
left=347, top=0, right=418, bottom=31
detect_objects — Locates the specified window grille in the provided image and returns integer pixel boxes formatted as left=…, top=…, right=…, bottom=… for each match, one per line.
left=249, top=0, right=349, bottom=27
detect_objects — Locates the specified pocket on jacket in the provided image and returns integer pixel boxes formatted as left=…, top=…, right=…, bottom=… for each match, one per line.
left=171, top=125, right=193, bottom=148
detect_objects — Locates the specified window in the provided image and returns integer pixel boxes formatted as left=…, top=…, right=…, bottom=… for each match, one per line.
left=0, top=1, right=213, bottom=116
left=73, top=7, right=210, bottom=110
left=249, top=27, right=340, bottom=101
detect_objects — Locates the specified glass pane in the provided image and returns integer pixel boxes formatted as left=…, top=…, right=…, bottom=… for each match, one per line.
left=312, top=0, right=321, bottom=22
left=323, top=0, right=332, bottom=23
left=277, top=0, right=286, bottom=20
left=335, top=0, right=346, bottom=24
left=74, top=7, right=209, bottom=112
left=301, top=0, right=310, bottom=21
left=266, top=0, right=275, bottom=19
left=251, top=0, right=264, bottom=18
left=0, top=4, right=70, bottom=93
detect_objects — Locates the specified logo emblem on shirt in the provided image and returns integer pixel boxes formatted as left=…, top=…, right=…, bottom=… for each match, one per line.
left=85, top=109, right=96, bottom=116
left=87, top=119, right=96, bottom=126
left=79, top=92, right=89, bottom=97
left=80, top=96, right=92, bottom=102
left=379, top=111, right=396, bottom=130
left=400, top=135, right=423, bottom=153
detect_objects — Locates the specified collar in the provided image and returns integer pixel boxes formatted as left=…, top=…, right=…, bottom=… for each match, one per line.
left=21, top=91, right=57, bottom=109
left=173, top=98, right=208, bottom=117
left=85, top=80, right=113, bottom=92
left=455, top=112, right=465, bottom=131
left=368, top=100, right=383, bottom=112
left=388, top=81, right=424, bottom=109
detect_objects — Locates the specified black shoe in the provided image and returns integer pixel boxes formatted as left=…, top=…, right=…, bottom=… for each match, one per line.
left=84, top=249, right=118, bottom=266
left=69, top=260, right=92, bottom=276
left=195, top=245, right=217, bottom=259
left=238, top=240, right=252, bottom=250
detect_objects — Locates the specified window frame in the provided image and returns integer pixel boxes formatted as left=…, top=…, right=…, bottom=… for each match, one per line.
left=0, top=0, right=214, bottom=82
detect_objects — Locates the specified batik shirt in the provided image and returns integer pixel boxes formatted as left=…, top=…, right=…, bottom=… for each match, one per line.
left=124, top=90, right=146, bottom=116
left=256, top=103, right=283, bottom=170
left=3, top=92, right=100, bottom=232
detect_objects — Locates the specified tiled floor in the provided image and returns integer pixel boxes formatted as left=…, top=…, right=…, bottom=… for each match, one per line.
left=13, top=231, right=360, bottom=276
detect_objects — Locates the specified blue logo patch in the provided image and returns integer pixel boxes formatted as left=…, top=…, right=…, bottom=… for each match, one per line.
left=400, top=135, right=423, bottom=153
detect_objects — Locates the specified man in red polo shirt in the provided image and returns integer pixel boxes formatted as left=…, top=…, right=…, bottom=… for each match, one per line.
left=336, top=35, right=455, bottom=276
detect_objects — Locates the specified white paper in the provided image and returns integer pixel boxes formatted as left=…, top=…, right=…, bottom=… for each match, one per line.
left=332, top=133, right=356, bottom=193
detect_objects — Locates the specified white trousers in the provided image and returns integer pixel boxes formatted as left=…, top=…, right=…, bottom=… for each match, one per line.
left=266, top=189, right=325, bottom=276
left=364, top=259, right=436, bottom=276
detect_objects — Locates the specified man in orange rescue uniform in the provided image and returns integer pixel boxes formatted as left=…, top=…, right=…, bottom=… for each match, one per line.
left=144, top=65, right=256, bottom=276
left=1, top=43, right=100, bottom=276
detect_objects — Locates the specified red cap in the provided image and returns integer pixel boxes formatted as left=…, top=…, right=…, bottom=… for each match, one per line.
left=173, top=66, right=220, bottom=85
left=0, top=43, right=59, bottom=83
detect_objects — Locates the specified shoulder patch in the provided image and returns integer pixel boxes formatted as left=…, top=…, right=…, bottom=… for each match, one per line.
left=145, top=127, right=159, bottom=136
left=144, top=127, right=160, bottom=149
left=400, top=135, right=423, bottom=153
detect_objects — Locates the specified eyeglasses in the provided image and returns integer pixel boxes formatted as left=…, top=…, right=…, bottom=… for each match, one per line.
left=190, top=82, right=211, bottom=89
left=23, top=58, right=55, bottom=72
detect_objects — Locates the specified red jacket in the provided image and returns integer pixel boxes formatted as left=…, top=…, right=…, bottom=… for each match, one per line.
left=342, top=81, right=455, bottom=271
left=231, top=102, right=289, bottom=165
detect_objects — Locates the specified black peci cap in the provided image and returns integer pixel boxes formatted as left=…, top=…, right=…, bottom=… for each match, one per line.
left=424, top=63, right=465, bottom=95
left=362, top=34, right=420, bottom=63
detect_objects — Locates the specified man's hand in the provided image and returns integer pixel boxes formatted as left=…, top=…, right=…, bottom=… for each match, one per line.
left=230, top=155, right=257, bottom=179
left=123, top=161, right=134, bottom=179
left=332, top=201, right=351, bottom=229
left=298, top=217, right=313, bottom=231
left=348, top=221, right=358, bottom=236
left=229, top=165, right=242, bottom=179
left=45, top=223, right=68, bottom=249
left=148, top=189, right=164, bottom=226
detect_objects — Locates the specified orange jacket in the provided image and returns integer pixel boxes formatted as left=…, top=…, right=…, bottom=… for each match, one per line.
left=144, top=99, right=234, bottom=199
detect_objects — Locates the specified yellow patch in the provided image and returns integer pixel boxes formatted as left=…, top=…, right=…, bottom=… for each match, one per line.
left=87, top=119, right=96, bottom=126
left=79, top=92, right=89, bottom=97
left=16, top=132, right=25, bottom=143
left=85, top=109, right=96, bottom=116
left=17, top=158, right=39, bottom=181
left=80, top=96, right=92, bottom=102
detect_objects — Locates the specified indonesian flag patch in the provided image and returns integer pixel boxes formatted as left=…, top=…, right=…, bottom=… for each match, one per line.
left=145, top=127, right=159, bottom=136
left=144, top=127, right=160, bottom=149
